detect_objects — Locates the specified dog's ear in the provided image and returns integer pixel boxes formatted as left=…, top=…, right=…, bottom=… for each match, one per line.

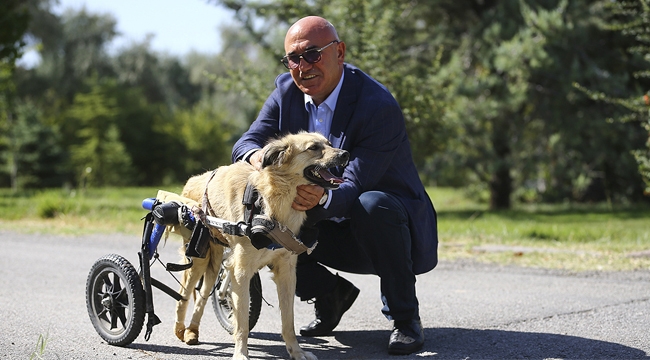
left=261, top=141, right=289, bottom=168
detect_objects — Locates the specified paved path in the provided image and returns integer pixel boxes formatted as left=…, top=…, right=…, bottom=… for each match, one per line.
left=1, top=230, right=648, bottom=359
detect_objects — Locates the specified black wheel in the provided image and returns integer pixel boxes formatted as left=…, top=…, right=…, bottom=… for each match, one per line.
left=86, top=254, right=145, bottom=346
left=212, top=264, right=262, bottom=334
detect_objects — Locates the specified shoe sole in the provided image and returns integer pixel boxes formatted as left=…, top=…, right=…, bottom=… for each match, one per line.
left=300, top=286, right=360, bottom=337
left=387, top=341, right=423, bottom=355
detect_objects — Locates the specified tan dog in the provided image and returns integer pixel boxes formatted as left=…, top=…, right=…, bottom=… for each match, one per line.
left=173, top=132, right=349, bottom=360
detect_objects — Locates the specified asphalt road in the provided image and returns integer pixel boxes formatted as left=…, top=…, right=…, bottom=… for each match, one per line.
left=1, top=230, right=649, bottom=360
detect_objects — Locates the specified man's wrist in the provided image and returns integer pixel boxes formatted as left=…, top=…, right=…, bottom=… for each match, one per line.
left=243, top=148, right=261, bottom=163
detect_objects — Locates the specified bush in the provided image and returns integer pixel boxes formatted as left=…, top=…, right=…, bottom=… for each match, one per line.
left=36, top=194, right=69, bottom=218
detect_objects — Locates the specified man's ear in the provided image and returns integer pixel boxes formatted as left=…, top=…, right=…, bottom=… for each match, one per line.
left=261, top=141, right=288, bottom=168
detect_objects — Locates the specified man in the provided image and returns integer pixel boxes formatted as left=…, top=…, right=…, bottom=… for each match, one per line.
left=232, top=16, right=438, bottom=355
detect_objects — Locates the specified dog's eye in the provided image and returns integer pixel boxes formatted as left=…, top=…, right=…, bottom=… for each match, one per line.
left=307, top=144, right=320, bottom=151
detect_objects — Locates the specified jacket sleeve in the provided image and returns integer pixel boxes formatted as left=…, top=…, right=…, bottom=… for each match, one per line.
left=232, top=81, right=284, bottom=162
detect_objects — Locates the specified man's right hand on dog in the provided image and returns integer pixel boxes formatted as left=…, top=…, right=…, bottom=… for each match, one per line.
left=249, top=149, right=263, bottom=170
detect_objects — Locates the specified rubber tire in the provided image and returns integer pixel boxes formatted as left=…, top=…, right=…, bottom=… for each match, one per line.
left=212, top=264, right=262, bottom=335
left=86, top=254, right=145, bottom=346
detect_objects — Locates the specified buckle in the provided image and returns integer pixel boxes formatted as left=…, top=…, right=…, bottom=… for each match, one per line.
left=249, top=214, right=317, bottom=255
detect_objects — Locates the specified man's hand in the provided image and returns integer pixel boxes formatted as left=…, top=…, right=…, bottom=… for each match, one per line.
left=293, top=184, right=325, bottom=211
left=249, top=150, right=263, bottom=170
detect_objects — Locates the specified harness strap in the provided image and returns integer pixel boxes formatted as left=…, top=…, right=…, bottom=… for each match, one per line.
left=242, top=182, right=262, bottom=231
left=202, top=169, right=219, bottom=217
left=199, top=170, right=230, bottom=247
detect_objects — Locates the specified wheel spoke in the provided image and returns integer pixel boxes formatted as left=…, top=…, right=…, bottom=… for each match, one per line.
left=102, top=273, right=114, bottom=292
left=114, top=304, right=127, bottom=328
left=112, top=274, right=123, bottom=294
left=97, top=308, right=109, bottom=322
left=110, top=309, right=119, bottom=329
left=115, top=293, right=130, bottom=327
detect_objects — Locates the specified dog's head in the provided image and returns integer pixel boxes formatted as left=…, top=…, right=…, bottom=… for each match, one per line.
left=260, top=132, right=349, bottom=190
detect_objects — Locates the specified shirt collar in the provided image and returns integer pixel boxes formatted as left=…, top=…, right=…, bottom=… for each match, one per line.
left=304, top=70, right=345, bottom=111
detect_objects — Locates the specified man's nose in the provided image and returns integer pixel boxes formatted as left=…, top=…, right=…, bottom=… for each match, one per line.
left=298, top=57, right=313, bottom=70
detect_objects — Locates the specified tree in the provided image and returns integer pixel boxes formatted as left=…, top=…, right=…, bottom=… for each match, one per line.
left=112, top=39, right=202, bottom=109
left=577, top=0, right=650, bottom=196
left=18, top=6, right=117, bottom=104
left=2, top=100, right=65, bottom=189
left=211, top=0, right=647, bottom=208
left=0, top=0, right=30, bottom=64
left=0, top=0, right=31, bottom=189
left=164, top=100, right=236, bottom=178
left=66, top=76, right=133, bottom=186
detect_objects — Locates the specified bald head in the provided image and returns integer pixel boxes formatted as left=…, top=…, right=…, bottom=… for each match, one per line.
left=286, top=16, right=339, bottom=44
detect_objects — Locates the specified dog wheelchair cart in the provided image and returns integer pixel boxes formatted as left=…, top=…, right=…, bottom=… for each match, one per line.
left=85, top=190, right=263, bottom=346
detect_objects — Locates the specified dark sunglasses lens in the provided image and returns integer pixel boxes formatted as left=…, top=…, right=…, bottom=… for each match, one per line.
left=288, top=55, right=302, bottom=67
left=303, top=50, right=321, bottom=63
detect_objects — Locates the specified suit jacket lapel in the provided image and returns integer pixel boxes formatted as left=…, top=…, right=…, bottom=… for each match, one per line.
left=282, top=84, right=310, bottom=134
left=330, top=65, right=359, bottom=149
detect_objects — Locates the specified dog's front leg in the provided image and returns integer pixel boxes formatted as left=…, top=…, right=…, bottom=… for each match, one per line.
left=273, top=255, right=317, bottom=360
left=230, top=261, right=252, bottom=360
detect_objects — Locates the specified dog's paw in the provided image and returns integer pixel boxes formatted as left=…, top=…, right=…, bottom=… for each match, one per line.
left=183, top=326, right=199, bottom=345
left=174, top=322, right=185, bottom=342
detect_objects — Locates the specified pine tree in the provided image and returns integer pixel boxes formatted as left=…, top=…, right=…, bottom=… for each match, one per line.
left=577, top=0, right=650, bottom=195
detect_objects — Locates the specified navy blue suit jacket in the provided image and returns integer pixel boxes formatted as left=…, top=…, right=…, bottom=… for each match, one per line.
left=232, top=64, right=438, bottom=274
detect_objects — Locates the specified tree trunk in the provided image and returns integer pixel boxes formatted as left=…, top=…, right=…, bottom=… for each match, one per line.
left=8, top=111, right=17, bottom=192
left=489, top=163, right=511, bottom=209
left=489, top=122, right=512, bottom=209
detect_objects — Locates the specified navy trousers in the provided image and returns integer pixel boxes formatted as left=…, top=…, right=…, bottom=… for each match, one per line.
left=296, top=191, right=419, bottom=322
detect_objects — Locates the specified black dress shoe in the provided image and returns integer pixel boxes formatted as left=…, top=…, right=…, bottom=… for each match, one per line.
left=300, top=274, right=360, bottom=337
left=388, top=319, right=424, bottom=355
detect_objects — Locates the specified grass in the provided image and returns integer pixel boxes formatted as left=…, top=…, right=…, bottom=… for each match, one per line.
left=1, top=186, right=649, bottom=271
left=29, top=331, right=58, bottom=360
left=0, top=187, right=181, bottom=235
left=431, top=187, right=650, bottom=271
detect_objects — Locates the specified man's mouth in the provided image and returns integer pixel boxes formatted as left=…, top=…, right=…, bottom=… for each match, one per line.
left=302, top=74, right=317, bottom=80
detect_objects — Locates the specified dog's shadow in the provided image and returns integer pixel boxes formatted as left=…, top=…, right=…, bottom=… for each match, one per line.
left=131, top=328, right=648, bottom=359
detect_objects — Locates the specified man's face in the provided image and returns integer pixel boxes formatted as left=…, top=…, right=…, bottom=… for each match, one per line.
left=284, top=28, right=344, bottom=105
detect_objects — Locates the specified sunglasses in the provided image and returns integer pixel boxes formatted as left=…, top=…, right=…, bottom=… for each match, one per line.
left=281, top=40, right=339, bottom=69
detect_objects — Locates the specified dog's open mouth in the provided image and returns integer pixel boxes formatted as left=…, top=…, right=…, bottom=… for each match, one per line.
left=304, top=165, right=344, bottom=189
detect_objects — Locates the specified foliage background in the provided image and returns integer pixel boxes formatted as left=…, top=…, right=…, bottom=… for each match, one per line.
left=1, top=0, right=649, bottom=210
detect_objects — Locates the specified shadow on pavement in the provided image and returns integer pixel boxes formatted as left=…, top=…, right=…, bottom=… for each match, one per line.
left=309, top=327, right=648, bottom=359
left=128, top=327, right=649, bottom=359
left=427, top=327, right=649, bottom=360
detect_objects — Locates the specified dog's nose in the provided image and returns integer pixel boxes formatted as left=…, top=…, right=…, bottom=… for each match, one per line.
left=338, top=150, right=350, bottom=164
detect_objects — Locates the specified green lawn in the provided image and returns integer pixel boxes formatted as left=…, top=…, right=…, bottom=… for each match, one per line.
left=0, top=187, right=179, bottom=235
left=1, top=186, right=649, bottom=271
left=430, top=187, right=650, bottom=271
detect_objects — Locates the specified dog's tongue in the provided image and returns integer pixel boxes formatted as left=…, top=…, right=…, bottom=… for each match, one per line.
left=319, top=168, right=344, bottom=184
